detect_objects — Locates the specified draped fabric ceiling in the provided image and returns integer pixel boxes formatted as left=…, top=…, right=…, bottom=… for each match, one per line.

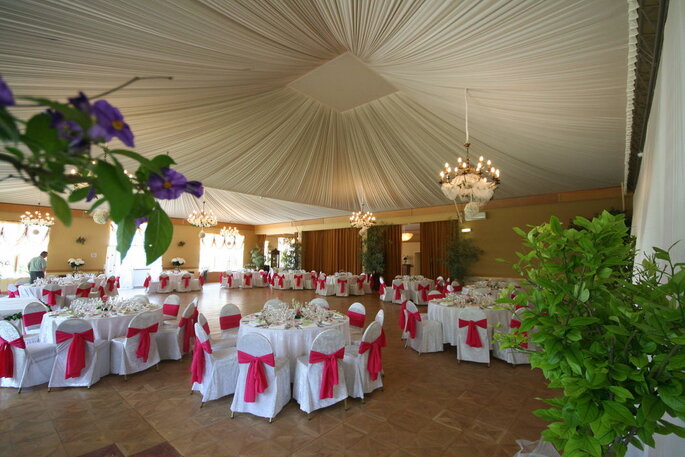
left=0, top=0, right=634, bottom=225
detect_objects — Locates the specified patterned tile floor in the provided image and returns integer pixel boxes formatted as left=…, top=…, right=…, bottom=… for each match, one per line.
left=0, top=285, right=552, bottom=457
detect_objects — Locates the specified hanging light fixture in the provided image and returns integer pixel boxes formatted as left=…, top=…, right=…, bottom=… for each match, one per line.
left=20, top=192, right=55, bottom=227
left=220, top=226, right=240, bottom=247
left=439, top=89, right=501, bottom=217
left=350, top=203, right=376, bottom=234
left=187, top=200, right=217, bottom=238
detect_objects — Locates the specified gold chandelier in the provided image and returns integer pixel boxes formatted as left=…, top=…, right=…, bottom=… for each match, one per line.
left=20, top=209, right=55, bottom=227
left=350, top=203, right=376, bottom=233
left=187, top=200, right=217, bottom=238
left=220, top=226, right=240, bottom=247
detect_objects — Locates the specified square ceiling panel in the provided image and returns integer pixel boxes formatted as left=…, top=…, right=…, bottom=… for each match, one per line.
left=288, top=52, right=398, bottom=112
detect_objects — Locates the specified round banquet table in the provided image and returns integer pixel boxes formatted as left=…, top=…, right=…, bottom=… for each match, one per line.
left=427, top=301, right=513, bottom=346
left=39, top=306, right=163, bottom=343
left=18, top=284, right=79, bottom=300
left=238, top=312, right=351, bottom=380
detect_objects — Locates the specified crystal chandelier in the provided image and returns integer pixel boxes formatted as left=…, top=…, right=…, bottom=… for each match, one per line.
left=439, top=89, right=501, bottom=216
left=350, top=204, right=376, bottom=234
left=220, top=226, right=240, bottom=247
left=20, top=209, right=55, bottom=227
left=187, top=200, right=217, bottom=238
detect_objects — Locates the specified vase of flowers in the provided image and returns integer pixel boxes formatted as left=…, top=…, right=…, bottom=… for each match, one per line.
left=171, top=257, right=185, bottom=271
left=68, top=258, right=85, bottom=272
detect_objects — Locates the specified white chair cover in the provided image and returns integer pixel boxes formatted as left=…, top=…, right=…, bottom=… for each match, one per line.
left=347, top=302, right=366, bottom=342
left=198, top=313, right=234, bottom=351
left=68, top=281, right=93, bottom=301
left=130, top=294, right=150, bottom=304
left=48, top=319, right=110, bottom=389
left=391, top=279, right=407, bottom=304
left=349, top=275, right=364, bottom=296
left=378, top=277, right=393, bottom=302
left=271, top=273, right=289, bottom=290
left=293, top=329, right=348, bottom=414
left=335, top=277, right=350, bottom=297
left=104, top=275, right=119, bottom=297
left=343, top=321, right=383, bottom=399
left=230, top=333, right=291, bottom=420
left=362, top=273, right=373, bottom=294
left=220, top=271, right=234, bottom=289
left=404, top=301, right=444, bottom=354
left=413, top=280, right=434, bottom=305
left=21, top=301, right=48, bottom=339
left=190, top=274, right=202, bottom=291
left=162, top=294, right=181, bottom=320
left=456, top=307, right=490, bottom=365
left=218, top=303, right=241, bottom=347
left=41, top=283, right=65, bottom=309
left=157, top=303, right=195, bottom=361
left=493, top=308, right=531, bottom=366
left=304, top=271, right=317, bottom=290
left=241, top=272, right=254, bottom=289
left=110, top=311, right=161, bottom=375
left=316, top=273, right=334, bottom=296
left=176, top=273, right=192, bottom=293
left=192, top=323, right=239, bottom=403
left=263, top=299, right=287, bottom=311
left=155, top=273, right=174, bottom=294
left=0, top=321, right=55, bottom=391
left=308, top=298, right=329, bottom=310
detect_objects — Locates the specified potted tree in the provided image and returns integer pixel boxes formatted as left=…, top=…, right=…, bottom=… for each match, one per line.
left=498, top=211, right=685, bottom=457
left=361, top=225, right=385, bottom=290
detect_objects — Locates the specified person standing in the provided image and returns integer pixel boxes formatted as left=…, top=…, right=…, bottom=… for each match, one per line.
left=28, top=251, right=48, bottom=283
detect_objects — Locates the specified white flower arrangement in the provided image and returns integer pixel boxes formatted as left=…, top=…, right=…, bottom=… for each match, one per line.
left=67, top=258, right=85, bottom=269
left=91, top=208, right=109, bottom=224
left=171, top=257, right=186, bottom=267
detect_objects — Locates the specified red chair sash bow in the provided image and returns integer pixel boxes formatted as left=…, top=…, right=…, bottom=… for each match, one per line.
left=309, top=348, right=345, bottom=399
left=178, top=317, right=194, bottom=353
left=417, top=284, right=430, bottom=302
left=142, top=275, right=151, bottom=288
left=398, top=300, right=408, bottom=330
left=106, top=278, right=117, bottom=292
left=163, top=302, right=180, bottom=317
left=219, top=272, right=224, bottom=283
left=0, top=336, right=26, bottom=378
left=458, top=318, right=488, bottom=348
left=76, top=287, right=91, bottom=298
left=220, top=314, right=241, bottom=330
left=406, top=310, right=422, bottom=339
left=429, top=293, right=446, bottom=300
left=22, top=311, right=46, bottom=328
left=378, top=282, right=386, bottom=296
left=359, top=335, right=383, bottom=380
left=198, top=275, right=205, bottom=286
left=41, top=288, right=61, bottom=306
left=116, top=277, right=121, bottom=288
left=347, top=310, right=365, bottom=328
left=260, top=271, right=268, bottom=284
left=273, top=274, right=283, bottom=287
left=318, top=275, right=327, bottom=290
left=7, top=289, right=19, bottom=298
left=126, top=323, right=159, bottom=362
left=392, top=283, right=404, bottom=300
left=269, top=274, right=275, bottom=285
left=159, top=276, right=169, bottom=289
left=244, top=273, right=252, bottom=286
left=509, top=319, right=529, bottom=348
left=226, top=274, right=233, bottom=287
left=379, top=327, right=387, bottom=347
left=190, top=338, right=213, bottom=384
left=454, top=285, right=463, bottom=292
left=356, top=277, right=365, bottom=290
left=55, top=329, right=94, bottom=379
left=202, top=322, right=210, bottom=334
left=237, top=351, right=275, bottom=402
left=182, top=276, right=190, bottom=288
left=310, top=272, right=317, bottom=281
left=191, top=307, right=199, bottom=326
left=337, top=278, right=347, bottom=294
left=98, top=286, right=106, bottom=299
left=294, top=275, right=303, bottom=287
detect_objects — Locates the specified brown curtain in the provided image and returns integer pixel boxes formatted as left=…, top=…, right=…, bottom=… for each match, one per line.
left=420, top=221, right=455, bottom=279
left=302, top=228, right=361, bottom=273
left=383, top=225, right=402, bottom=279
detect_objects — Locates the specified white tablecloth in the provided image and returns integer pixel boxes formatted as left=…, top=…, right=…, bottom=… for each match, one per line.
left=427, top=301, right=513, bottom=346
left=18, top=284, right=79, bottom=299
left=39, top=307, right=163, bottom=343
left=0, top=297, right=36, bottom=317
left=238, top=313, right=351, bottom=380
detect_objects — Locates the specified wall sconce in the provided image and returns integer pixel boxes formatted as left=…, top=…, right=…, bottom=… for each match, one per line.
left=177, top=241, right=186, bottom=247
left=401, top=232, right=414, bottom=242
left=461, top=228, right=472, bottom=233
left=75, top=237, right=86, bottom=244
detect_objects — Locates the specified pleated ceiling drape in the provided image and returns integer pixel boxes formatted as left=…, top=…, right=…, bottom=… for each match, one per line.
left=420, top=221, right=455, bottom=279
left=383, top=225, right=402, bottom=280
left=302, top=228, right=361, bottom=274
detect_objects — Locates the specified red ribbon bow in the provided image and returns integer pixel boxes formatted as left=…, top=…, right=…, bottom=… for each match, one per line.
left=143, top=276, right=151, bottom=288
left=337, top=278, right=347, bottom=294
left=56, top=329, right=94, bottom=379
left=219, top=314, right=241, bottom=330
left=294, top=275, right=303, bottom=287
left=98, top=286, right=106, bottom=299
left=347, top=310, right=365, bottom=328
left=178, top=317, right=194, bottom=353
left=417, top=284, right=430, bottom=302
left=162, top=302, right=180, bottom=317
left=275, top=274, right=284, bottom=288
left=237, top=351, right=275, bottom=402
left=405, top=310, right=422, bottom=339
left=318, top=275, right=326, bottom=290
left=359, top=335, right=383, bottom=380
left=458, top=318, right=488, bottom=348
left=106, top=278, right=117, bottom=292
left=398, top=300, right=408, bottom=330
left=509, top=319, right=529, bottom=348
left=378, top=282, right=386, bottom=296
left=159, top=276, right=169, bottom=289
left=244, top=273, right=252, bottom=286
left=309, top=348, right=345, bottom=399
left=356, top=277, right=365, bottom=290
left=226, top=274, right=233, bottom=287
left=0, top=336, right=26, bottom=378
left=41, top=288, right=61, bottom=306
left=76, top=287, right=91, bottom=298
left=182, top=276, right=190, bottom=288
left=7, top=290, right=19, bottom=298
left=219, top=272, right=224, bottom=283
left=190, top=338, right=213, bottom=384
left=22, top=311, right=46, bottom=328
left=126, top=323, right=159, bottom=362
left=198, top=275, right=205, bottom=286
left=261, top=272, right=269, bottom=284
left=393, top=283, right=404, bottom=300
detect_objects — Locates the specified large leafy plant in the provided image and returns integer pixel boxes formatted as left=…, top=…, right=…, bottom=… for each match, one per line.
left=250, top=245, right=265, bottom=268
left=361, top=225, right=385, bottom=274
left=500, top=211, right=685, bottom=457
left=281, top=239, right=302, bottom=270
left=444, top=230, right=483, bottom=281
left=0, top=76, right=202, bottom=263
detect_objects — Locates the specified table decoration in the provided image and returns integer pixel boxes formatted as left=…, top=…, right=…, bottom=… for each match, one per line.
left=67, top=257, right=85, bottom=272
left=52, top=297, right=156, bottom=318
left=247, top=300, right=344, bottom=329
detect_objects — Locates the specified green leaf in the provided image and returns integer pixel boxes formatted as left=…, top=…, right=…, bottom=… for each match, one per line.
left=151, top=154, right=175, bottom=170
left=68, top=186, right=92, bottom=203
left=0, top=107, right=20, bottom=141
left=566, top=435, right=602, bottom=457
left=568, top=317, right=600, bottom=326
left=48, top=192, right=71, bottom=226
left=608, top=386, right=634, bottom=401
left=603, top=401, right=636, bottom=425
left=23, top=112, right=64, bottom=154
left=642, top=395, right=666, bottom=421
left=109, top=149, right=160, bottom=173
left=144, top=208, right=173, bottom=264
left=116, top=217, right=137, bottom=259
left=94, top=161, right=133, bottom=221
left=661, top=392, right=685, bottom=413
left=578, top=288, right=590, bottom=303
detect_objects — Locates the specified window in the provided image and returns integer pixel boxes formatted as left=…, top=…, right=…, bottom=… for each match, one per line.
left=0, top=221, right=50, bottom=278
left=200, top=233, right=245, bottom=272
left=105, top=223, right=162, bottom=288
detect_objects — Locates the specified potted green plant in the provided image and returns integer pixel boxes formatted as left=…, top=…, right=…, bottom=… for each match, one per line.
left=250, top=245, right=265, bottom=269
left=444, top=236, right=483, bottom=282
left=497, top=211, right=685, bottom=457
left=361, top=225, right=385, bottom=288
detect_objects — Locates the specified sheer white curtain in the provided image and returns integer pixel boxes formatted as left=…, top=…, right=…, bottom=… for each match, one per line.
left=200, top=233, right=245, bottom=272
left=0, top=222, right=49, bottom=278
left=105, top=223, right=162, bottom=288
left=628, top=1, right=685, bottom=456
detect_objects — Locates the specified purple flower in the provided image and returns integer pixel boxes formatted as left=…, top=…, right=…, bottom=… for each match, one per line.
left=135, top=217, right=148, bottom=227
left=148, top=168, right=187, bottom=200
left=89, top=99, right=134, bottom=147
left=86, top=186, right=97, bottom=202
left=68, top=92, right=91, bottom=114
left=185, top=181, right=204, bottom=198
left=0, top=76, right=15, bottom=107
left=48, top=109, right=89, bottom=154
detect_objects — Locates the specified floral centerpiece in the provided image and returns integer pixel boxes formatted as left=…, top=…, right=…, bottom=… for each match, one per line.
left=67, top=257, right=85, bottom=272
left=171, top=257, right=185, bottom=271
